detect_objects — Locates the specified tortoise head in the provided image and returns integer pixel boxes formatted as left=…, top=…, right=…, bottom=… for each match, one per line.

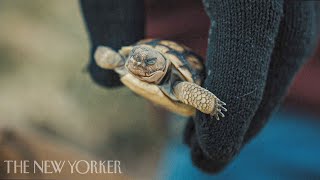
left=125, top=45, right=169, bottom=84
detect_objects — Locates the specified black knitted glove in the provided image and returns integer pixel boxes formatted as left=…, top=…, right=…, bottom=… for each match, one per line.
left=80, top=0, right=144, bottom=87
left=184, top=0, right=319, bottom=173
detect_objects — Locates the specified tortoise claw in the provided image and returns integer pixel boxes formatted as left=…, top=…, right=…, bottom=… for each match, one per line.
left=221, top=101, right=226, bottom=106
left=212, top=98, right=227, bottom=120
left=218, top=110, right=225, bottom=118
left=220, top=106, right=227, bottom=112
left=215, top=114, right=220, bottom=121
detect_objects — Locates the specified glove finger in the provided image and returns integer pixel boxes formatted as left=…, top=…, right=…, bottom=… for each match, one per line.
left=193, top=0, right=283, bottom=163
left=88, top=50, right=123, bottom=87
left=183, top=118, right=230, bottom=173
left=244, top=0, right=320, bottom=143
left=189, top=133, right=228, bottom=173
left=80, top=0, right=145, bottom=87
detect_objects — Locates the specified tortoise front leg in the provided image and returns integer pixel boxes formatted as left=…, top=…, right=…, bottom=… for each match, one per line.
left=173, top=82, right=227, bottom=120
left=94, top=46, right=125, bottom=69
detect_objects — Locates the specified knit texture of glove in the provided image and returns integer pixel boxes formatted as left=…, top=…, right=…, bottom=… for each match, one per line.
left=184, top=0, right=319, bottom=173
left=80, top=0, right=145, bottom=87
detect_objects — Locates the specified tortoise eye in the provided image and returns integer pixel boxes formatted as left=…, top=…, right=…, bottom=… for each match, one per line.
left=145, top=58, right=157, bottom=65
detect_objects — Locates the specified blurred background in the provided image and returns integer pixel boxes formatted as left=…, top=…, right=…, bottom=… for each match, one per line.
left=0, top=0, right=167, bottom=179
left=0, top=0, right=319, bottom=179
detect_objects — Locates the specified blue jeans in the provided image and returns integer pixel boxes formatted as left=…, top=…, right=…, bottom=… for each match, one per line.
left=158, top=110, right=320, bottom=180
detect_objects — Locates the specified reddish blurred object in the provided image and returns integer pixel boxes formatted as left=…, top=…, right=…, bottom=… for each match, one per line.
left=145, top=0, right=210, bottom=57
left=286, top=44, right=320, bottom=115
left=145, top=0, right=320, bottom=115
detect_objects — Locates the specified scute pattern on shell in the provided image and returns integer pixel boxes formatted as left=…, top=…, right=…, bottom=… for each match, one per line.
left=136, top=39, right=205, bottom=85
left=159, top=40, right=185, bottom=52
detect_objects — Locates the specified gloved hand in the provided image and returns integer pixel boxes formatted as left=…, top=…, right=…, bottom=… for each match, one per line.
left=80, top=0, right=144, bottom=88
left=80, top=0, right=320, bottom=174
left=184, top=0, right=319, bottom=173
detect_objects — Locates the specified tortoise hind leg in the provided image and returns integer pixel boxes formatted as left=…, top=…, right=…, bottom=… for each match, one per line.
left=173, top=82, right=227, bottom=120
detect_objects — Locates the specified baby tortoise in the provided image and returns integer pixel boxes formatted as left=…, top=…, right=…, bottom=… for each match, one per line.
left=94, top=39, right=227, bottom=119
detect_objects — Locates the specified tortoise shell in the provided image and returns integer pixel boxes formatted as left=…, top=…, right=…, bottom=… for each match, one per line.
left=136, top=39, right=205, bottom=85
